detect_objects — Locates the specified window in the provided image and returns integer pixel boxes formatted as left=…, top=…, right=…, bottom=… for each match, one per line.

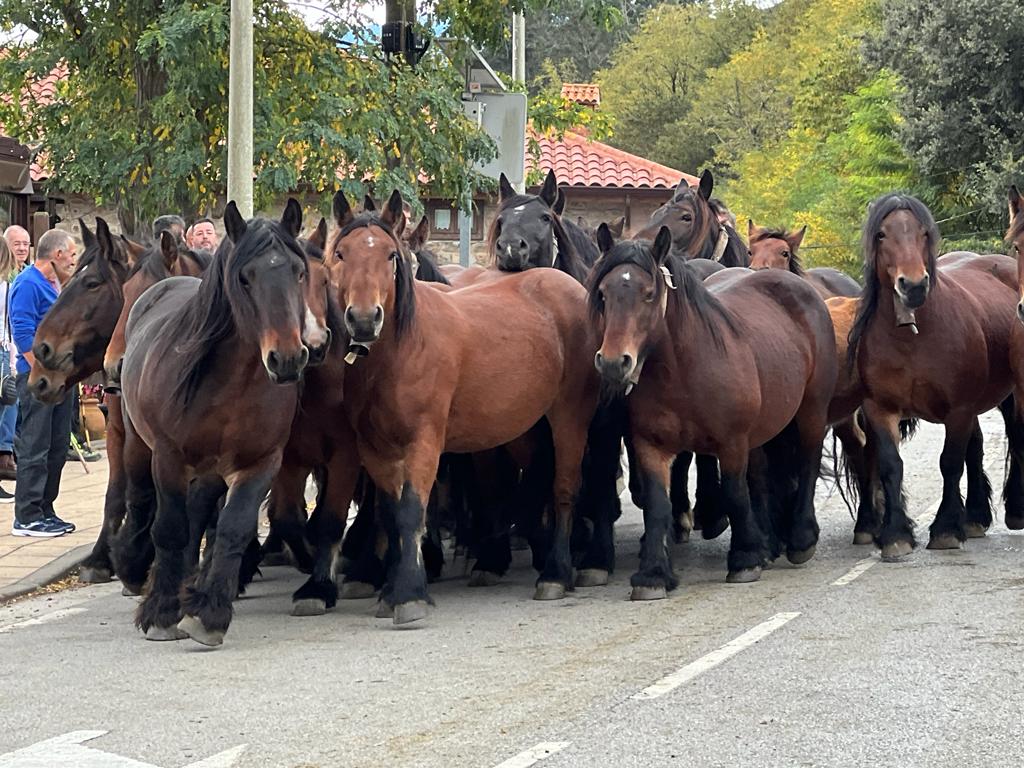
left=423, top=200, right=484, bottom=241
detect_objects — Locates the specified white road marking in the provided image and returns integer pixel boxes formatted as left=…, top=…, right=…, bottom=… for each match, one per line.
left=0, top=731, right=245, bottom=768
left=0, top=607, right=87, bottom=635
left=493, top=742, right=571, bottom=768
left=632, top=612, right=800, bottom=700
left=831, top=557, right=876, bottom=586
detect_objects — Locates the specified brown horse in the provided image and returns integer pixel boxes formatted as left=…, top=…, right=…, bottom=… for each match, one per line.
left=329, top=189, right=598, bottom=623
left=849, top=193, right=1020, bottom=559
left=1002, top=185, right=1024, bottom=530
left=747, top=221, right=860, bottom=298
left=121, top=199, right=310, bottom=646
left=591, top=224, right=837, bottom=595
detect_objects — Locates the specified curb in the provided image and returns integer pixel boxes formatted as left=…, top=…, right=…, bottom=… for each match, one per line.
left=0, top=542, right=94, bottom=603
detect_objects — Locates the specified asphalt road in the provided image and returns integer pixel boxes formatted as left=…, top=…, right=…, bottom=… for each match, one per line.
left=1, top=415, right=1022, bottom=768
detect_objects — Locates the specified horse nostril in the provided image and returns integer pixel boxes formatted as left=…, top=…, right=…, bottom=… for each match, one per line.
left=373, top=305, right=384, bottom=325
left=345, top=306, right=357, bottom=327
left=595, top=351, right=604, bottom=369
left=518, top=238, right=528, bottom=251
left=37, top=342, right=52, bottom=361
left=897, top=276, right=907, bottom=292
left=921, top=274, right=930, bottom=289
left=266, top=350, right=280, bottom=372
left=621, top=354, right=633, bottom=372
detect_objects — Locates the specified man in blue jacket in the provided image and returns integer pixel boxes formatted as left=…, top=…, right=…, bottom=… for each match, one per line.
left=10, top=229, right=77, bottom=536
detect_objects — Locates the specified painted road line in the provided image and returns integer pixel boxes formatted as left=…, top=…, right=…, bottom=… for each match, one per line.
left=0, top=607, right=86, bottom=635
left=831, top=556, right=877, bottom=586
left=0, top=731, right=245, bottom=768
left=493, top=742, right=571, bottom=768
left=632, top=612, right=801, bottom=701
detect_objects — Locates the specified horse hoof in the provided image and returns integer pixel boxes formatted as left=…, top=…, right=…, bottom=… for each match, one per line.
left=675, top=528, right=691, bottom=544
left=701, top=516, right=730, bottom=540
left=726, top=566, right=762, bottom=584
left=852, top=531, right=875, bottom=546
left=79, top=566, right=113, bottom=584
left=630, top=585, right=667, bottom=601
left=468, top=570, right=501, bottom=587
left=144, top=624, right=188, bottom=641
left=881, top=540, right=913, bottom=562
left=787, top=545, right=816, bottom=566
left=926, top=534, right=963, bottom=551
left=964, top=523, right=988, bottom=539
left=121, top=584, right=142, bottom=597
left=339, top=581, right=377, bottom=599
left=1006, top=515, right=1024, bottom=531
left=291, top=598, right=326, bottom=617
left=375, top=601, right=394, bottom=619
left=394, top=601, right=429, bottom=626
left=576, top=568, right=609, bottom=587
left=260, top=551, right=292, bottom=567
left=533, top=582, right=566, bottom=601
left=177, top=615, right=224, bottom=647
left=509, top=534, right=530, bottom=552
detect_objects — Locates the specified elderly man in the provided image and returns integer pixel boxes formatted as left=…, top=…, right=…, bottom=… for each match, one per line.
left=9, top=229, right=77, bottom=536
left=4, top=225, right=31, bottom=268
left=191, top=218, right=219, bottom=251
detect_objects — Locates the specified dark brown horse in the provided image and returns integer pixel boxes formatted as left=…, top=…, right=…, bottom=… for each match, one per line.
left=633, top=170, right=749, bottom=267
left=849, top=193, right=1020, bottom=559
left=121, top=199, right=310, bottom=646
left=1000, top=185, right=1024, bottom=530
left=329, top=189, right=599, bottom=623
left=590, top=224, right=837, bottom=595
left=747, top=221, right=860, bottom=298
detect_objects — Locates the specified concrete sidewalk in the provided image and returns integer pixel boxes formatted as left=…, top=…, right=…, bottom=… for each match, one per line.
left=0, top=452, right=109, bottom=600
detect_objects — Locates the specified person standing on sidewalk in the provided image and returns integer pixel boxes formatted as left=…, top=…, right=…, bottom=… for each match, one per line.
left=9, top=229, right=77, bottom=537
left=0, top=237, right=19, bottom=502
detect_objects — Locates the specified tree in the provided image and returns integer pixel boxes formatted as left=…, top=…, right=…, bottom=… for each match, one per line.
left=596, top=1, right=763, bottom=172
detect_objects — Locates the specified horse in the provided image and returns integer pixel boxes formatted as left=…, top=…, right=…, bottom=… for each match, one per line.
left=329, top=188, right=599, bottom=623
left=747, top=222, right=860, bottom=298
left=848, top=193, right=1021, bottom=560
left=121, top=199, right=312, bottom=646
left=633, top=170, right=750, bottom=267
left=590, top=223, right=837, bottom=595
left=999, top=185, right=1024, bottom=531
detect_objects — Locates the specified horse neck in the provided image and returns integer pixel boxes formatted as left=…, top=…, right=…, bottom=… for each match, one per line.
left=662, top=280, right=732, bottom=370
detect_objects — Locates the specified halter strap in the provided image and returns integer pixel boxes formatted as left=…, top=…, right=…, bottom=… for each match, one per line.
left=711, top=226, right=729, bottom=262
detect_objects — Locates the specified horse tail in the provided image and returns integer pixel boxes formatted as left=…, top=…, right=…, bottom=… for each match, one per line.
left=899, top=418, right=919, bottom=442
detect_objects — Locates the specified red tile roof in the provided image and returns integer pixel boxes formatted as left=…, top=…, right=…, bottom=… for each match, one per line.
left=529, top=130, right=697, bottom=190
left=561, top=83, right=601, bottom=107
left=0, top=62, right=65, bottom=182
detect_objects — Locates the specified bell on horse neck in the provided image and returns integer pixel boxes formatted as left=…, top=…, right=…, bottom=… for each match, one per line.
left=892, top=294, right=919, bottom=334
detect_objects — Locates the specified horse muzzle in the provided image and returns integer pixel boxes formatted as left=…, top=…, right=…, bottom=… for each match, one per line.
left=32, top=341, right=74, bottom=373
left=496, top=238, right=531, bottom=272
left=27, top=372, right=68, bottom=405
left=595, top=350, right=639, bottom=393
left=344, top=305, right=384, bottom=344
left=263, top=346, right=309, bottom=384
left=895, top=274, right=929, bottom=310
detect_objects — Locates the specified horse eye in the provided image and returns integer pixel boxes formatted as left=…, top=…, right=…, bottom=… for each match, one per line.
left=680, top=214, right=692, bottom=222
left=1016, top=244, right=1021, bottom=255
left=239, top=274, right=251, bottom=289
left=541, top=213, right=551, bottom=223
left=876, top=231, right=886, bottom=241
left=388, top=251, right=398, bottom=261
left=334, top=249, right=343, bottom=261
left=85, top=280, right=102, bottom=290
left=597, top=289, right=605, bottom=304
left=781, top=251, right=790, bottom=259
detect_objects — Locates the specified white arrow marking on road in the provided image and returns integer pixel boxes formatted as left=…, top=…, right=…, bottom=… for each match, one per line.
left=492, top=741, right=571, bottom=768
left=0, top=731, right=245, bottom=768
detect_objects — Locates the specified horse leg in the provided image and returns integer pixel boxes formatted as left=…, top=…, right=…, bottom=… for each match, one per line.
left=80, top=397, right=126, bottom=583
left=628, top=442, right=677, bottom=601
left=576, top=402, right=623, bottom=586
left=926, top=413, right=975, bottom=549
left=999, top=395, right=1024, bottom=530
left=669, top=451, right=693, bottom=542
left=468, top=448, right=515, bottom=586
left=185, top=475, right=227, bottom=573
left=178, top=469, right=275, bottom=646
left=720, top=444, right=769, bottom=583
left=862, top=402, right=915, bottom=560
left=340, top=476, right=387, bottom=598
left=963, top=416, right=992, bottom=538
left=695, top=454, right=728, bottom=539
left=135, top=452, right=190, bottom=641
left=785, top=400, right=829, bottom=565
left=265, top=463, right=314, bottom=573
left=293, top=447, right=360, bottom=616
left=625, top=434, right=644, bottom=508
left=837, top=414, right=878, bottom=545
left=111, top=414, right=156, bottom=596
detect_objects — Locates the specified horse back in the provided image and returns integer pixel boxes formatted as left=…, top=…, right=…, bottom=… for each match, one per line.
left=806, top=267, right=860, bottom=299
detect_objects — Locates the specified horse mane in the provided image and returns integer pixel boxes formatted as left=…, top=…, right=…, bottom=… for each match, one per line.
left=562, top=216, right=601, bottom=269
left=750, top=228, right=804, bottom=275
left=485, top=192, right=587, bottom=283
left=336, top=212, right=416, bottom=338
left=412, top=247, right=451, bottom=285
left=848, top=193, right=940, bottom=367
left=169, top=217, right=308, bottom=407
left=720, top=225, right=750, bottom=268
left=587, top=239, right=737, bottom=351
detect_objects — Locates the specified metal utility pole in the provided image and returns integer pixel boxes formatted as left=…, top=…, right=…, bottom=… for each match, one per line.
left=511, top=10, right=526, bottom=193
left=227, top=0, right=254, bottom=218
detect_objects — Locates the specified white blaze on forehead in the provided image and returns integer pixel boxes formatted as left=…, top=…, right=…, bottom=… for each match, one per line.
left=268, top=253, right=285, bottom=266
left=367, top=236, right=376, bottom=247
left=622, top=271, right=631, bottom=282
left=513, top=204, right=526, bottom=214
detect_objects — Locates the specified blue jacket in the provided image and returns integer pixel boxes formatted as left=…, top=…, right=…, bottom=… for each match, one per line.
left=10, top=265, right=59, bottom=374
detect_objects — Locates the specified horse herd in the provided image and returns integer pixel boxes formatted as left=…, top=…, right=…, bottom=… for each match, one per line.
left=24, top=167, right=1024, bottom=648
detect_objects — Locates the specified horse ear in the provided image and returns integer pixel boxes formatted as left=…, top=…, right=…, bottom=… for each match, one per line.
left=608, top=216, right=625, bottom=239
left=120, top=235, right=146, bottom=265
left=539, top=170, right=558, bottom=208
left=553, top=188, right=566, bottom=216
left=652, top=225, right=673, bottom=265
left=698, top=169, right=714, bottom=201
left=747, top=218, right=756, bottom=239
left=362, top=194, right=376, bottom=212
left=407, top=215, right=430, bottom=252
left=596, top=222, right=615, bottom=254
left=498, top=173, right=516, bottom=202
left=80, top=219, right=95, bottom=249
left=787, top=225, right=807, bottom=253
left=281, top=198, right=303, bottom=238
left=1010, top=185, right=1022, bottom=219
left=159, top=230, right=178, bottom=271
left=224, top=201, right=247, bottom=243
left=95, top=217, right=114, bottom=256
left=674, top=178, right=689, bottom=199
left=308, top=217, right=328, bottom=251
left=332, top=190, right=354, bottom=228
left=381, top=189, right=404, bottom=230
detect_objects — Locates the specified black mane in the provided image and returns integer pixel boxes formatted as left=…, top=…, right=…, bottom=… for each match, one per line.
left=562, top=216, right=601, bottom=269
left=412, top=247, right=451, bottom=285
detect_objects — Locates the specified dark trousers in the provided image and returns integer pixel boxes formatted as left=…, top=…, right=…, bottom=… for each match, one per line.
left=14, top=372, right=73, bottom=524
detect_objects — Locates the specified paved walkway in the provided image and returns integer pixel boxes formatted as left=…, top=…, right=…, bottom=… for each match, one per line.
left=0, top=451, right=108, bottom=599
